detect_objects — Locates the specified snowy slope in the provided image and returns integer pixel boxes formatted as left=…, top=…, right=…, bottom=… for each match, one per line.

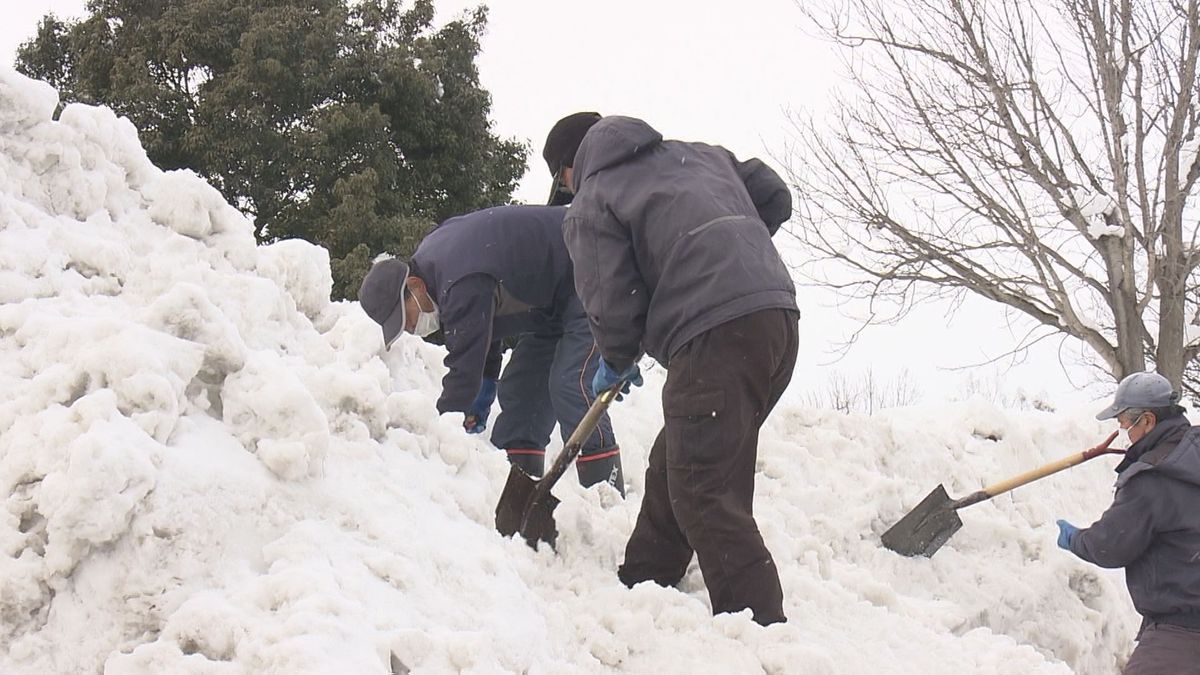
left=0, top=68, right=1140, bottom=674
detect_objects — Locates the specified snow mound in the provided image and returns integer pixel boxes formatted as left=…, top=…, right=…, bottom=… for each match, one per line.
left=0, top=67, right=1137, bottom=674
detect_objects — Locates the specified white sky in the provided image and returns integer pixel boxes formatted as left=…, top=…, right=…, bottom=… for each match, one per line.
left=1, top=0, right=1108, bottom=408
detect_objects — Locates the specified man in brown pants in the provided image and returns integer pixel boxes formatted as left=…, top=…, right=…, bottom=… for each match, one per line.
left=543, top=112, right=799, bottom=625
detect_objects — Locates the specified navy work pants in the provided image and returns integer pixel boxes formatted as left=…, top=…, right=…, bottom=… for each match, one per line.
left=490, top=297, right=623, bottom=493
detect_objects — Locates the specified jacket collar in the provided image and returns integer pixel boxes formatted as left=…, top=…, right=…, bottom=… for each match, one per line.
left=1115, top=414, right=1190, bottom=475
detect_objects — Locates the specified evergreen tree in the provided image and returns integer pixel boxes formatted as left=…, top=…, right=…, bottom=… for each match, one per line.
left=17, top=0, right=527, bottom=299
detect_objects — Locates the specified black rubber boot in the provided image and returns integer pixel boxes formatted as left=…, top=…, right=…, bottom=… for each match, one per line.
left=576, top=448, right=625, bottom=496
left=504, top=448, right=545, bottom=477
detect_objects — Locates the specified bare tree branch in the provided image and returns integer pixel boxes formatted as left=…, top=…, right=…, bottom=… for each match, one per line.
left=788, top=0, right=1200, bottom=393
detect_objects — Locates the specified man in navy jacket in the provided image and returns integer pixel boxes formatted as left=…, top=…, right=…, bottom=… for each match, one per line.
left=359, top=205, right=623, bottom=492
left=1058, top=371, right=1200, bottom=673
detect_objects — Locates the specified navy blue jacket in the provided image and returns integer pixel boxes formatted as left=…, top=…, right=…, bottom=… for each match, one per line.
left=1070, top=414, right=1200, bottom=630
left=411, top=205, right=575, bottom=413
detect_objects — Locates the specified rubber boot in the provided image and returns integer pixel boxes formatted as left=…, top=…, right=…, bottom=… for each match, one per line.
left=504, top=448, right=545, bottom=477
left=576, top=448, right=625, bottom=496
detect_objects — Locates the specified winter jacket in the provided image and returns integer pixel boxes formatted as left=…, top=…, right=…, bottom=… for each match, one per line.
left=410, top=205, right=576, bottom=414
left=1070, top=414, right=1200, bottom=630
left=563, top=116, right=798, bottom=372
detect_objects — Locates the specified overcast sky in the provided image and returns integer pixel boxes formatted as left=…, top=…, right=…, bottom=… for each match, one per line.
left=2, top=1, right=1107, bottom=408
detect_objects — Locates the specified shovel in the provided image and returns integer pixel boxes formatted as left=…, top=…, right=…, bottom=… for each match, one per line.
left=494, top=383, right=621, bottom=548
left=881, top=431, right=1121, bottom=557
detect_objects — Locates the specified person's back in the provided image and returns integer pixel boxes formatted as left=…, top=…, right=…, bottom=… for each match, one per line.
left=1123, top=424, right=1200, bottom=626
left=565, top=116, right=797, bottom=368
left=414, top=204, right=574, bottom=318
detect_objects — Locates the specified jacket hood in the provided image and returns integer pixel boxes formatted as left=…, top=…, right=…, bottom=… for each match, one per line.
left=572, top=116, right=663, bottom=189
left=1155, top=425, right=1200, bottom=487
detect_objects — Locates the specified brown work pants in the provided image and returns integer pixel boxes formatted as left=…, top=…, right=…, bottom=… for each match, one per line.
left=1124, top=623, right=1200, bottom=674
left=617, top=308, right=799, bottom=625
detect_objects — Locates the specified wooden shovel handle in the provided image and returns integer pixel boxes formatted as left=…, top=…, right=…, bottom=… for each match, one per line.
left=953, top=431, right=1121, bottom=510
left=535, top=384, right=621, bottom=494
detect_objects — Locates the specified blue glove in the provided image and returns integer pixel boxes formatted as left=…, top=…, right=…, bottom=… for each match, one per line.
left=464, top=378, right=497, bottom=434
left=1056, top=519, right=1079, bottom=550
left=592, top=360, right=643, bottom=400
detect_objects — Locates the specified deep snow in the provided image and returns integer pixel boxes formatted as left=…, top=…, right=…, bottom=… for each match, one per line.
left=0, top=67, right=1142, bottom=674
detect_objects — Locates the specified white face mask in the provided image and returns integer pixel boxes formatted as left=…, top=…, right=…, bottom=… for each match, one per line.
left=1116, top=413, right=1145, bottom=448
left=412, top=293, right=440, bottom=338
left=1116, top=426, right=1134, bottom=449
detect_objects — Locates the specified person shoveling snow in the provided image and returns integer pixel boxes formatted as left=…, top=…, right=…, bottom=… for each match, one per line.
left=544, top=112, right=798, bottom=626
left=1056, top=372, right=1200, bottom=673
left=359, top=205, right=625, bottom=493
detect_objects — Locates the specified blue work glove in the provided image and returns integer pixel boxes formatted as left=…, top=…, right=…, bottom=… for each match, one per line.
left=1056, top=519, right=1079, bottom=550
left=464, top=377, right=497, bottom=434
left=591, top=360, right=643, bottom=400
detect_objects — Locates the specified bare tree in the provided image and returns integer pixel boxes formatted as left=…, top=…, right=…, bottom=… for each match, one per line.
left=955, top=368, right=1059, bottom=411
left=803, top=368, right=922, bottom=414
left=787, top=0, right=1200, bottom=396
left=814, top=371, right=860, bottom=414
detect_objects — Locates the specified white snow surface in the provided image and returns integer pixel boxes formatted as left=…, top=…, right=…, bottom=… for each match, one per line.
left=0, top=68, right=1141, bottom=673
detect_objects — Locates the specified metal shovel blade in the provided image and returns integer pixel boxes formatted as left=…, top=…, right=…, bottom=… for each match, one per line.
left=495, top=465, right=538, bottom=538
left=494, top=464, right=561, bottom=548
left=516, top=489, right=560, bottom=549
left=494, top=385, right=620, bottom=550
left=880, top=484, right=963, bottom=557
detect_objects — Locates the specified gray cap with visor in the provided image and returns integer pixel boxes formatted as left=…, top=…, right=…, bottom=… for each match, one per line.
left=358, top=258, right=410, bottom=348
left=1095, top=371, right=1180, bottom=420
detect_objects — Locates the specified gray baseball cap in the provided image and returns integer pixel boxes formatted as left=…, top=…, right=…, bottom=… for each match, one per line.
left=358, top=258, right=410, bottom=348
left=1095, top=371, right=1180, bottom=420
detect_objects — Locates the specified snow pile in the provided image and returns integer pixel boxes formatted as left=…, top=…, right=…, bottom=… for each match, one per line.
left=1, top=67, right=1140, bottom=674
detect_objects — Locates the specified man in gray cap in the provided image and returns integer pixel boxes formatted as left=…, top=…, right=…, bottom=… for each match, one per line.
left=358, top=205, right=624, bottom=493
left=1057, top=371, right=1200, bottom=673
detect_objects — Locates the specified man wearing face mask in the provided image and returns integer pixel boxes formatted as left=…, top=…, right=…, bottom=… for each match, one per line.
left=1056, top=371, right=1200, bottom=674
left=358, top=204, right=624, bottom=493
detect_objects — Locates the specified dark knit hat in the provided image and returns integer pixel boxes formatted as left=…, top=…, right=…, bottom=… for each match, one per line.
left=543, top=112, right=601, bottom=205
left=542, top=112, right=601, bottom=174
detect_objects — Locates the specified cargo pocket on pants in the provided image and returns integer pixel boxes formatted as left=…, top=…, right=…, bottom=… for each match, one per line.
left=664, top=388, right=727, bottom=468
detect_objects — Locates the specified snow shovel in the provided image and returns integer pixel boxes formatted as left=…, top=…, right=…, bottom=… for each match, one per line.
left=494, top=383, right=622, bottom=549
left=881, top=431, right=1121, bottom=558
